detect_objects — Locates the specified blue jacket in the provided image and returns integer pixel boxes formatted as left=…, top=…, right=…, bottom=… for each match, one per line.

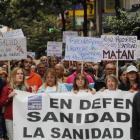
left=37, top=82, right=68, bottom=93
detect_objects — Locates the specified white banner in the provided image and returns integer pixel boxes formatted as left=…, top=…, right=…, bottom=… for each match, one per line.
left=65, top=37, right=102, bottom=62
left=13, top=90, right=135, bottom=140
left=0, top=37, right=27, bottom=60
left=1, top=29, right=24, bottom=38
left=63, top=31, right=78, bottom=43
left=47, top=41, right=62, bottom=57
left=101, top=35, right=137, bottom=60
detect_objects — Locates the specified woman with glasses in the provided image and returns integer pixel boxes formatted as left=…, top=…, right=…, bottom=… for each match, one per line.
left=37, top=68, right=68, bottom=93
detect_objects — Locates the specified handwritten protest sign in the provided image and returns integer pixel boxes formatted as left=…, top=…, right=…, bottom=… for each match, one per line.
left=63, top=31, right=78, bottom=43
left=65, top=37, right=102, bottom=62
left=101, top=35, right=137, bottom=60
left=137, top=40, right=140, bottom=58
left=14, top=90, right=134, bottom=140
left=1, top=29, right=24, bottom=38
left=27, top=52, right=35, bottom=59
left=0, top=37, right=27, bottom=60
left=47, top=41, right=62, bottom=57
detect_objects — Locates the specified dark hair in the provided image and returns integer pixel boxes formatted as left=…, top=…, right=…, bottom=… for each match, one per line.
left=127, top=72, right=139, bottom=84
left=21, top=55, right=33, bottom=64
left=21, top=55, right=33, bottom=68
left=48, top=55, right=59, bottom=67
left=73, top=73, right=91, bottom=91
left=118, top=68, right=126, bottom=82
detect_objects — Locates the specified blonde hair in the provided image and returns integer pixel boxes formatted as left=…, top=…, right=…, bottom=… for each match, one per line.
left=105, top=74, right=120, bottom=86
left=43, top=68, right=58, bottom=89
left=9, top=67, right=30, bottom=90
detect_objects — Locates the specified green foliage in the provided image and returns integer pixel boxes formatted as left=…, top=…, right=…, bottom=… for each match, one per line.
left=104, top=9, right=140, bottom=35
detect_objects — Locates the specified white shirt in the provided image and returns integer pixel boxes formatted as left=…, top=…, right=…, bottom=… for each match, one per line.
left=45, top=86, right=56, bottom=93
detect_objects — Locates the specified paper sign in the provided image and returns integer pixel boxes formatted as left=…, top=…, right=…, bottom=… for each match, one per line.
left=0, top=38, right=27, bottom=60
left=65, top=37, right=102, bottom=62
left=101, top=35, right=137, bottom=60
left=27, top=52, right=35, bottom=59
left=47, top=41, right=62, bottom=57
left=1, top=29, right=24, bottom=38
left=13, top=90, right=134, bottom=140
left=137, top=40, right=140, bottom=58
left=63, top=31, right=78, bottom=43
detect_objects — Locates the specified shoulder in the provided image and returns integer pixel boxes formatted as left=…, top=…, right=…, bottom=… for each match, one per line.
left=38, top=85, right=45, bottom=93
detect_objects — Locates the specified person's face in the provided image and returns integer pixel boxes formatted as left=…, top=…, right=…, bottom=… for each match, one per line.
left=105, top=65, right=116, bottom=75
left=37, top=64, right=46, bottom=75
left=46, top=73, right=55, bottom=87
left=63, top=60, right=69, bottom=68
left=55, top=65, right=63, bottom=77
left=127, top=71, right=137, bottom=81
left=0, top=74, right=6, bottom=80
left=16, top=69, right=24, bottom=85
left=76, top=76, right=85, bottom=89
left=23, top=58, right=32, bottom=70
left=41, top=57, right=48, bottom=66
left=76, top=62, right=85, bottom=73
left=2, top=65, right=7, bottom=72
left=120, top=71, right=127, bottom=83
left=102, top=60, right=107, bottom=67
left=51, top=58, right=58, bottom=68
left=107, top=78, right=116, bottom=90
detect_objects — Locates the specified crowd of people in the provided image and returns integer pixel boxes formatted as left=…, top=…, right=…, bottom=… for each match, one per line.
left=0, top=55, right=140, bottom=140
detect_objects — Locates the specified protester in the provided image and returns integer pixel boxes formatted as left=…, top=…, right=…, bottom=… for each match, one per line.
left=63, top=59, right=69, bottom=69
left=0, top=71, right=8, bottom=82
left=94, top=63, right=116, bottom=91
left=84, top=67, right=98, bottom=82
left=38, top=68, right=68, bottom=93
left=37, top=62, right=46, bottom=83
left=100, top=74, right=120, bottom=91
left=118, top=65, right=140, bottom=91
left=98, top=60, right=107, bottom=78
left=132, top=91, right=140, bottom=140
left=0, top=67, right=32, bottom=140
left=71, top=73, right=96, bottom=94
left=0, top=72, right=6, bottom=140
left=48, top=55, right=59, bottom=68
left=21, top=55, right=42, bottom=93
left=66, top=61, right=93, bottom=84
left=40, top=56, right=48, bottom=68
left=2, top=64, right=8, bottom=73
left=55, top=64, right=67, bottom=83
left=118, top=68, right=127, bottom=83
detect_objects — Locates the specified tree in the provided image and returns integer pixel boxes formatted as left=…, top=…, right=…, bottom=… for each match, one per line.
left=104, top=9, right=140, bottom=35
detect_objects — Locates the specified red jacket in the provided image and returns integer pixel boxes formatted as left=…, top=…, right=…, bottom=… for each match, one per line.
left=0, top=85, right=32, bottom=119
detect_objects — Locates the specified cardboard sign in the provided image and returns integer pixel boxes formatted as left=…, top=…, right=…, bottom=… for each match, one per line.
left=0, top=38, right=27, bottom=60
left=63, top=31, right=78, bottom=43
left=47, top=42, right=62, bottom=57
left=13, top=90, right=134, bottom=140
left=65, top=37, right=102, bottom=62
left=1, top=29, right=24, bottom=38
left=27, top=52, right=36, bottom=59
left=137, top=40, right=140, bottom=58
left=101, top=35, right=137, bottom=60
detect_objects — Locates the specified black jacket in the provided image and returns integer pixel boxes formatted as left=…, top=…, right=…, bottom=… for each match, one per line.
left=94, top=74, right=107, bottom=91
left=132, top=91, right=140, bottom=140
left=0, top=76, right=6, bottom=113
left=118, top=82, right=140, bottom=91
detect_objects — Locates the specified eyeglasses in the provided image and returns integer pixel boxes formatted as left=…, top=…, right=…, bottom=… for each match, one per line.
left=42, top=59, right=47, bottom=61
left=106, top=68, right=116, bottom=71
left=46, top=76, right=55, bottom=79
